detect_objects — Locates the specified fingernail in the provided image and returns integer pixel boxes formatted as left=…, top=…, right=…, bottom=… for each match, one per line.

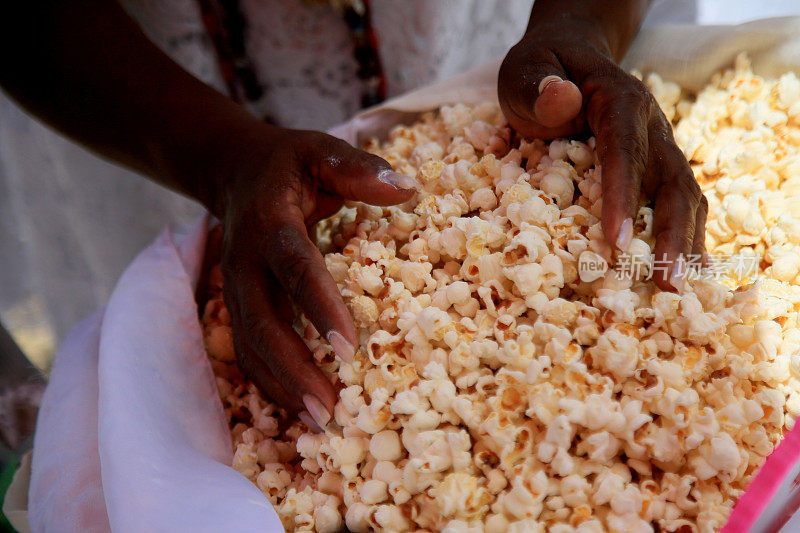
left=299, top=411, right=323, bottom=433
left=303, top=394, right=331, bottom=429
left=539, top=75, right=563, bottom=94
left=670, top=255, right=686, bottom=292
left=328, top=330, right=355, bottom=363
left=377, top=170, right=420, bottom=191
left=616, top=218, right=633, bottom=252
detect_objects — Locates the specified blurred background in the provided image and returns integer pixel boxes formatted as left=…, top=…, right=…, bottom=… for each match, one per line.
left=3, top=0, right=800, bottom=528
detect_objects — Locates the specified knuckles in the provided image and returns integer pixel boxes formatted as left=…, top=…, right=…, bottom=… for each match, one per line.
left=242, top=310, right=277, bottom=357
left=662, top=169, right=703, bottom=213
left=613, top=131, right=649, bottom=170
left=268, top=226, right=317, bottom=304
left=698, top=193, right=710, bottom=213
left=667, top=157, right=703, bottom=204
left=277, top=254, right=315, bottom=305
left=587, top=78, right=654, bottom=125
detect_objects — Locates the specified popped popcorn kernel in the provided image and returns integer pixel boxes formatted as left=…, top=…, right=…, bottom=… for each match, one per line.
left=202, top=61, right=800, bottom=530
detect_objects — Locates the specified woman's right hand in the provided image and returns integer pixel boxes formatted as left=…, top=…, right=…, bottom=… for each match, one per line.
left=209, top=125, right=418, bottom=430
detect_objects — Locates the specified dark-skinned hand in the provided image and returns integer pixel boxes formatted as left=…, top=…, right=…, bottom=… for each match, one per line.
left=498, top=15, right=708, bottom=291
left=213, top=126, right=418, bottom=430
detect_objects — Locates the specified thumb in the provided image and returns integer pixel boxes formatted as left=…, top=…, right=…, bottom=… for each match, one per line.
left=498, top=45, right=583, bottom=138
left=314, top=134, right=420, bottom=206
left=534, top=75, right=583, bottom=128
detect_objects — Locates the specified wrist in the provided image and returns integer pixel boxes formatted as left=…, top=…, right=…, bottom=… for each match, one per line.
left=201, top=120, right=286, bottom=218
left=523, top=13, right=613, bottom=58
left=152, top=104, right=282, bottom=218
left=131, top=73, right=283, bottom=218
left=525, top=0, right=649, bottom=62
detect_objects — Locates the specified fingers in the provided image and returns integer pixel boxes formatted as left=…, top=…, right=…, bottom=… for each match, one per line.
left=198, top=223, right=224, bottom=303
left=691, top=195, right=709, bottom=264
left=497, top=38, right=709, bottom=289
left=498, top=43, right=584, bottom=139
left=232, top=327, right=304, bottom=414
left=586, top=83, right=650, bottom=252
left=225, top=258, right=338, bottom=428
left=304, top=134, right=419, bottom=206
left=648, top=142, right=703, bottom=292
left=305, top=190, right=344, bottom=228
left=204, top=224, right=224, bottom=266
left=262, top=208, right=359, bottom=362
left=585, top=75, right=706, bottom=291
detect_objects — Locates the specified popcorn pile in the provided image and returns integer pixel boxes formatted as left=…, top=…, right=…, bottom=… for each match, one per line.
left=673, top=56, right=800, bottom=288
left=202, top=56, right=800, bottom=532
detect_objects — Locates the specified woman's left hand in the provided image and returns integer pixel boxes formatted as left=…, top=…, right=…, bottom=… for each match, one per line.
left=497, top=3, right=707, bottom=292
